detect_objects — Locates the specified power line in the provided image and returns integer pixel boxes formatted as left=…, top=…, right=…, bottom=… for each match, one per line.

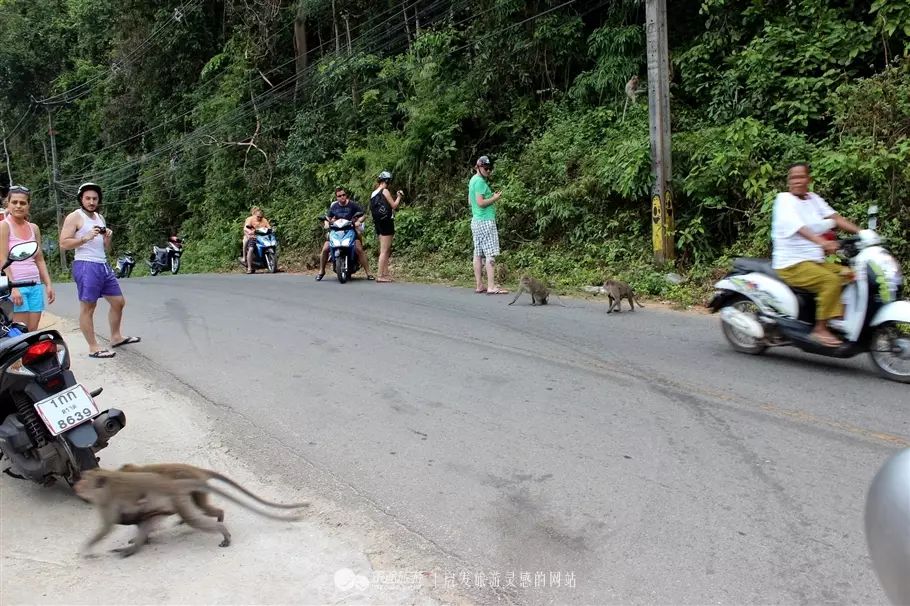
left=34, top=0, right=204, bottom=105
left=61, top=0, right=460, bottom=187
left=72, top=0, right=595, bottom=202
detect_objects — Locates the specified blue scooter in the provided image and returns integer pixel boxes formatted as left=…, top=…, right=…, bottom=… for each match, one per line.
left=318, top=213, right=362, bottom=284
left=241, top=226, right=279, bottom=274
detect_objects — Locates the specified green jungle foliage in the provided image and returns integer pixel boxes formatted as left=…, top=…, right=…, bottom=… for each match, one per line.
left=1, top=0, right=908, bottom=302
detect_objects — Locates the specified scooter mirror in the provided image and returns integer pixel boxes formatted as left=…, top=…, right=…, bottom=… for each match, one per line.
left=868, top=204, right=879, bottom=230
left=5, top=241, right=38, bottom=265
left=865, top=448, right=910, bottom=605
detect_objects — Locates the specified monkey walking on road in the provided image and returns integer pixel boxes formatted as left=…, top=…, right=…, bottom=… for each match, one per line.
left=74, top=469, right=306, bottom=558
left=119, top=463, right=310, bottom=523
left=602, top=279, right=644, bottom=313
left=508, top=275, right=567, bottom=307
left=585, top=280, right=644, bottom=313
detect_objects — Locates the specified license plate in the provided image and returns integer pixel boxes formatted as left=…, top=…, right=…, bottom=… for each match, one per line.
left=33, top=384, right=100, bottom=436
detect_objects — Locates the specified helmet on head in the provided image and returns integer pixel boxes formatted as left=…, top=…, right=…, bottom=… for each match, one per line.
left=476, top=155, right=492, bottom=169
left=378, top=171, right=392, bottom=182
left=77, top=182, right=103, bottom=204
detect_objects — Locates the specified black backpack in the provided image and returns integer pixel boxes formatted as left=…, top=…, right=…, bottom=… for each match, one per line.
left=370, top=189, right=391, bottom=221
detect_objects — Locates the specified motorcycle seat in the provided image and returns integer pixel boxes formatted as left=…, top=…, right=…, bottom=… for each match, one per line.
left=732, top=257, right=816, bottom=298
left=732, top=257, right=777, bottom=277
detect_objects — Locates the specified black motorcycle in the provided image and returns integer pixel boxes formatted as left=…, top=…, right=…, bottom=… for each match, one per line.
left=148, top=236, right=184, bottom=275
left=115, top=250, right=135, bottom=278
left=0, top=241, right=126, bottom=488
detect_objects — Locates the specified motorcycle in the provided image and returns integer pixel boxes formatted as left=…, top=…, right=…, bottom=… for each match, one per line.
left=115, top=250, right=135, bottom=278
left=239, top=226, right=279, bottom=274
left=707, top=206, right=910, bottom=383
left=318, top=214, right=363, bottom=284
left=0, top=241, right=126, bottom=488
left=148, top=236, right=184, bottom=275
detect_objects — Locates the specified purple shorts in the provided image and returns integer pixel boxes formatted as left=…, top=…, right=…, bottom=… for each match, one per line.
left=72, top=260, right=123, bottom=303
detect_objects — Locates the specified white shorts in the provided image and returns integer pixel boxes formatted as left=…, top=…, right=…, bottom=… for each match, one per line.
left=471, top=219, right=500, bottom=258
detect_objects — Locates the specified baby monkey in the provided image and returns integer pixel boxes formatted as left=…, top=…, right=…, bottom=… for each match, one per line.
left=509, top=275, right=550, bottom=306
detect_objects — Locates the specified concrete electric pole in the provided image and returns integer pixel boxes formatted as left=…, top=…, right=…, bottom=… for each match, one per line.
left=645, top=0, right=674, bottom=265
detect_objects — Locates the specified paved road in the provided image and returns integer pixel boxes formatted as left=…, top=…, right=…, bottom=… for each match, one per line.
left=50, top=271, right=904, bottom=605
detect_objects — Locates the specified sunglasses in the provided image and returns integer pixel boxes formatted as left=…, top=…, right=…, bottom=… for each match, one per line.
left=8, top=185, right=30, bottom=194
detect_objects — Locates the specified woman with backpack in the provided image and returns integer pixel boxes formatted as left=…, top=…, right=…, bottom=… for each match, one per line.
left=370, top=171, right=403, bottom=283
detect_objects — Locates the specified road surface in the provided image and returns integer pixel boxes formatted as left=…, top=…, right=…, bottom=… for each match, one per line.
left=49, top=271, right=904, bottom=605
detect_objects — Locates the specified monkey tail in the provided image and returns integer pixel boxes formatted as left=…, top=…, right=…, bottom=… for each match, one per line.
left=204, top=483, right=307, bottom=521
left=208, top=472, right=310, bottom=510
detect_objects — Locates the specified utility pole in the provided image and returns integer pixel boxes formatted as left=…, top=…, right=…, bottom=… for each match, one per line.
left=645, top=0, right=674, bottom=265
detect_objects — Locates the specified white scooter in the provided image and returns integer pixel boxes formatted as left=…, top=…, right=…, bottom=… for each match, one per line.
left=708, top=206, right=910, bottom=383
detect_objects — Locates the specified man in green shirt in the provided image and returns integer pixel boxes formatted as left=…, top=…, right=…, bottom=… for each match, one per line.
left=468, top=155, right=508, bottom=294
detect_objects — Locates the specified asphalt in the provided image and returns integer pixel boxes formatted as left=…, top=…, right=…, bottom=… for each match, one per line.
left=47, top=269, right=905, bottom=605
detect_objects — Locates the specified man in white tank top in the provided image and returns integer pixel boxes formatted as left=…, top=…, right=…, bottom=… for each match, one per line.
left=59, top=182, right=141, bottom=358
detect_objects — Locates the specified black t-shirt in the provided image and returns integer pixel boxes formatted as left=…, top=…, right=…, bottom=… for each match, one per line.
left=328, top=201, right=364, bottom=221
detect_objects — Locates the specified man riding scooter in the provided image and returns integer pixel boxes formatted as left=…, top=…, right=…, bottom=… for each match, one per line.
left=315, top=186, right=374, bottom=281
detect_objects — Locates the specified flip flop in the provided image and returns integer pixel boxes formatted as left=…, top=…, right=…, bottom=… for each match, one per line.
left=475, top=287, right=487, bottom=294
left=315, top=273, right=325, bottom=281
left=376, top=277, right=394, bottom=283
left=808, top=333, right=842, bottom=348
left=89, top=350, right=116, bottom=359
left=486, top=288, right=510, bottom=295
left=366, top=275, right=376, bottom=280
left=111, top=336, right=141, bottom=348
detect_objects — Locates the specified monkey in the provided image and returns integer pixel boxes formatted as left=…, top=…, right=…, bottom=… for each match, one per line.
left=621, top=75, right=640, bottom=123
left=509, top=275, right=550, bottom=306
left=118, top=463, right=309, bottom=524
left=602, top=279, right=644, bottom=313
left=625, top=75, right=640, bottom=102
left=508, top=275, right=569, bottom=307
left=74, top=469, right=306, bottom=558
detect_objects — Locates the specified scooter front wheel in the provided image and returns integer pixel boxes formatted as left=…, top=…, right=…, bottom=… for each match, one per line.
left=870, top=322, right=910, bottom=384
left=720, top=298, right=768, bottom=355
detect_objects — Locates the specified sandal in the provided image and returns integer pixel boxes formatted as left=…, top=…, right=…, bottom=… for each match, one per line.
left=809, top=332, right=843, bottom=348
left=376, top=277, right=394, bottom=283
left=112, top=336, right=141, bottom=348
left=366, top=275, right=376, bottom=280
left=89, top=350, right=116, bottom=359
left=315, top=273, right=324, bottom=281
left=486, top=288, right=509, bottom=295
left=475, top=287, right=487, bottom=294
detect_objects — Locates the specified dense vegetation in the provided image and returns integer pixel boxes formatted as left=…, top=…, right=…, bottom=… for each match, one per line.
left=1, top=0, right=908, bottom=303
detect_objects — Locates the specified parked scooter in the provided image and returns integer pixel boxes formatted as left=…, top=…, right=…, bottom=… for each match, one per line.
left=239, top=226, right=279, bottom=274
left=148, top=236, right=184, bottom=275
left=0, top=241, right=126, bottom=488
left=114, top=250, right=135, bottom=278
left=708, top=205, right=910, bottom=383
left=318, top=214, right=362, bottom=283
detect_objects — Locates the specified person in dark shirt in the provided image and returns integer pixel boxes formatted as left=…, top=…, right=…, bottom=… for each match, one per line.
left=315, top=186, right=374, bottom=281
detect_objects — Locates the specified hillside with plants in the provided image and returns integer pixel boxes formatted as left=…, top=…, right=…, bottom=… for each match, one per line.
left=1, top=0, right=908, bottom=303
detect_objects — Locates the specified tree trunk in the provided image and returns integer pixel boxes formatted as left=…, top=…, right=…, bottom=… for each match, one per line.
left=293, top=2, right=308, bottom=100
left=343, top=12, right=358, bottom=110
left=403, top=3, right=412, bottom=47
left=332, top=0, right=340, bottom=53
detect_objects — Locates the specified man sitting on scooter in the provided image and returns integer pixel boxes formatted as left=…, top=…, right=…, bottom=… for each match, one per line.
left=243, top=206, right=271, bottom=274
left=771, top=162, right=861, bottom=347
left=315, top=187, right=374, bottom=281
